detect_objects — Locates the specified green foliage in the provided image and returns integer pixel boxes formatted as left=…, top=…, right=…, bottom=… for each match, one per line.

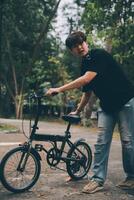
left=81, top=0, right=134, bottom=84
left=0, top=0, right=63, bottom=117
left=1, top=0, right=133, bottom=120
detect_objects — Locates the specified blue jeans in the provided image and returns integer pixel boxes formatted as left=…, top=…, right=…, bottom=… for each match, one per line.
left=91, top=97, right=134, bottom=185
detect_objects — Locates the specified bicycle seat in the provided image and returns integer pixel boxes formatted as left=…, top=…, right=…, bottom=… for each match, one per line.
left=62, top=115, right=81, bottom=124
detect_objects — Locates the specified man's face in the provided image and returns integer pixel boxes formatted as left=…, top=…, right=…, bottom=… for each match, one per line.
left=70, top=41, right=89, bottom=57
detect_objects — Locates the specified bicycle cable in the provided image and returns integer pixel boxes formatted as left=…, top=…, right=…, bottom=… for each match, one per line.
left=21, top=96, right=32, bottom=139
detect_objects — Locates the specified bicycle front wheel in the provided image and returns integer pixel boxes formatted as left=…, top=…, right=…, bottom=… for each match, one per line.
left=66, top=141, right=92, bottom=180
left=0, top=147, right=41, bottom=193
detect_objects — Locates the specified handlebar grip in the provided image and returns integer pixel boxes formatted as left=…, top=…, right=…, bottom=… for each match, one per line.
left=51, top=91, right=58, bottom=96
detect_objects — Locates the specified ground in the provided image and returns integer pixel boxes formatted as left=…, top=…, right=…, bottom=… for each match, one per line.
left=0, top=118, right=134, bottom=200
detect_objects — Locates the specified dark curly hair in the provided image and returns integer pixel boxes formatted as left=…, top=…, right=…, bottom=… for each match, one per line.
left=65, top=31, right=87, bottom=49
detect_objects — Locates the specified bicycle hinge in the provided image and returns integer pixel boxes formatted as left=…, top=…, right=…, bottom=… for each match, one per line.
left=31, top=125, right=39, bottom=129
left=35, top=144, right=43, bottom=151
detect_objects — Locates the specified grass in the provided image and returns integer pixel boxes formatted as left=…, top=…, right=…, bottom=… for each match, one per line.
left=0, top=123, right=18, bottom=132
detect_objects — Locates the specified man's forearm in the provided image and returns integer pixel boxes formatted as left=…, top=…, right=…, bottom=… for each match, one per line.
left=76, top=92, right=92, bottom=113
left=46, top=71, right=96, bottom=96
left=58, top=71, right=97, bottom=93
left=58, top=76, right=87, bottom=92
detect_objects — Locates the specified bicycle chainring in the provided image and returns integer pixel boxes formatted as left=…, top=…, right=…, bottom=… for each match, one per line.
left=46, top=148, right=61, bottom=167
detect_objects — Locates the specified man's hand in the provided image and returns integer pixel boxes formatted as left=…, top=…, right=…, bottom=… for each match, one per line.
left=45, top=88, right=60, bottom=96
left=69, top=109, right=81, bottom=115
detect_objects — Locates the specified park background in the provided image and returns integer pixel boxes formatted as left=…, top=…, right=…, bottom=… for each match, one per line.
left=0, top=0, right=133, bottom=126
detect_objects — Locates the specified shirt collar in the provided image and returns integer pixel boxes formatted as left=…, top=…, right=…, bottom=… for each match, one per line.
left=82, top=51, right=91, bottom=61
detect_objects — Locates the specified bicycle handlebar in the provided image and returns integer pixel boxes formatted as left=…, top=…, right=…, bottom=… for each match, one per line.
left=51, top=91, right=59, bottom=96
left=28, top=94, right=42, bottom=100
left=29, top=90, right=59, bottom=99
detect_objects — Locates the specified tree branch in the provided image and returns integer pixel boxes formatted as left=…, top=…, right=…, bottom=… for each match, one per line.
left=31, top=0, right=62, bottom=66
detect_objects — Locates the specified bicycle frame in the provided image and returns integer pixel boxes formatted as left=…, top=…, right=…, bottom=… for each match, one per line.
left=23, top=94, right=84, bottom=166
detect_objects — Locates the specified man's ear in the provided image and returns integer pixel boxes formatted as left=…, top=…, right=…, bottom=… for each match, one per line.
left=68, top=48, right=72, bottom=53
left=68, top=48, right=75, bottom=55
left=68, top=47, right=79, bottom=56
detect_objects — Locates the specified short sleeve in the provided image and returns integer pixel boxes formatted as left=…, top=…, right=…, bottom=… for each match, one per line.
left=82, top=85, right=92, bottom=93
left=81, top=49, right=109, bottom=76
left=81, top=49, right=110, bottom=93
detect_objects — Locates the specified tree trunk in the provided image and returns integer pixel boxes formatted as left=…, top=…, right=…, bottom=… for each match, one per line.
left=2, top=0, right=62, bottom=119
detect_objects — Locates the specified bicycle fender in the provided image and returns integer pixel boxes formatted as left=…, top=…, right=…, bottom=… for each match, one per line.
left=67, top=138, right=86, bottom=155
left=73, top=138, right=85, bottom=146
left=30, top=148, right=42, bottom=161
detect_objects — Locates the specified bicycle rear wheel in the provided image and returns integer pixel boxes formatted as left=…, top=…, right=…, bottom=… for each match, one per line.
left=0, top=146, right=41, bottom=193
left=66, top=141, right=92, bottom=180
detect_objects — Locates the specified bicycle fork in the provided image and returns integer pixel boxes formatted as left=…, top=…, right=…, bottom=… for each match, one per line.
left=17, top=143, right=32, bottom=172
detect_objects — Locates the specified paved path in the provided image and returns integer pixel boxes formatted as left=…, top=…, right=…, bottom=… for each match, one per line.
left=0, top=118, right=134, bottom=200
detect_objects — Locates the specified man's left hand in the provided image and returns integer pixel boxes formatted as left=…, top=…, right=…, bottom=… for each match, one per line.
left=45, top=88, right=60, bottom=96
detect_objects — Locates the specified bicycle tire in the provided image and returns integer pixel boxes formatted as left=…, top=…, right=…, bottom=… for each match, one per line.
left=66, top=141, right=92, bottom=180
left=0, top=146, right=41, bottom=193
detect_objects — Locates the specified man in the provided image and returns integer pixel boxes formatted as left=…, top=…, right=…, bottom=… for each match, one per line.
left=46, top=31, right=134, bottom=193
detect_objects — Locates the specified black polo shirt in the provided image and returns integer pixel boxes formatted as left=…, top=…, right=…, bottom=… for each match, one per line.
left=81, top=49, right=134, bottom=113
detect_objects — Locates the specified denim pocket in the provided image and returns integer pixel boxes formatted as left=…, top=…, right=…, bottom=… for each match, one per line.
left=124, top=98, right=134, bottom=108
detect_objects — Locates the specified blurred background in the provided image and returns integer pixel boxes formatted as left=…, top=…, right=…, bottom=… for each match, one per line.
left=0, top=0, right=133, bottom=127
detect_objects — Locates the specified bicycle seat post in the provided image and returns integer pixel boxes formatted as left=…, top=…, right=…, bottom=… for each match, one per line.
left=65, top=122, right=71, bottom=138
left=66, top=122, right=71, bottom=132
left=62, top=115, right=81, bottom=138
